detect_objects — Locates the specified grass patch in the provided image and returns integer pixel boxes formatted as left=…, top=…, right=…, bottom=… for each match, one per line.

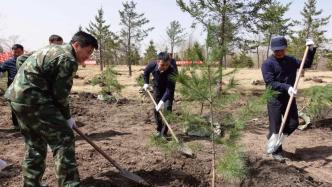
left=217, top=145, right=247, bottom=183
left=148, top=134, right=179, bottom=154
left=303, top=84, right=332, bottom=120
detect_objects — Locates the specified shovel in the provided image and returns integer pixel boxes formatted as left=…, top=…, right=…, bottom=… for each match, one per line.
left=268, top=46, right=310, bottom=153
left=73, top=125, right=149, bottom=186
left=146, top=90, right=193, bottom=157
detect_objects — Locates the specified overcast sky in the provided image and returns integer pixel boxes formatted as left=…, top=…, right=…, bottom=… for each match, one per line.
left=0, top=0, right=331, bottom=52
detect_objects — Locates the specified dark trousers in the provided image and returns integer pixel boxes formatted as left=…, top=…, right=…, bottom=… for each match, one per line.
left=7, top=80, right=19, bottom=129
left=267, top=97, right=299, bottom=139
left=153, top=88, right=173, bottom=135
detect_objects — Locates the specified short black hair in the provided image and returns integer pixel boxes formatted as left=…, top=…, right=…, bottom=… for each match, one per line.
left=157, top=52, right=170, bottom=62
left=70, top=31, right=98, bottom=50
left=49, top=34, right=63, bottom=43
left=12, top=44, right=24, bottom=51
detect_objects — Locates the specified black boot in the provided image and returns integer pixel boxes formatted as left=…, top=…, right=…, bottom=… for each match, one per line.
left=272, top=145, right=287, bottom=162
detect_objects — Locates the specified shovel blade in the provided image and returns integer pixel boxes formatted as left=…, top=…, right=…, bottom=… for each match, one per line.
left=178, top=144, right=193, bottom=157
left=119, top=169, right=149, bottom=186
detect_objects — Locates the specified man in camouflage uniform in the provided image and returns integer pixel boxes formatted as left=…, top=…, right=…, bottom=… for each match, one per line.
left=5, top=31, right=98, bottom=187
left=16, top=34, right=64, bottom=69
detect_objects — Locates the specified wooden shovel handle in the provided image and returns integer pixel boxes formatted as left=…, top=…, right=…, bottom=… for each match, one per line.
left=278, top=46, right=310, bottom=137
left=146, top=90, right=179, bottom=143
left=73, top=126, right=124, bottom=172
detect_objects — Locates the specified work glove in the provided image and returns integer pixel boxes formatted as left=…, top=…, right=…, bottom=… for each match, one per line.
left=66, top=117, right=76, bottom=129
left=155, top=100, right=164, bottom=112
left=143, top=84, right=149, bottom=91
left=288, top=86, right=297, bottom=97
left=306, top=39, right=315, bottom=50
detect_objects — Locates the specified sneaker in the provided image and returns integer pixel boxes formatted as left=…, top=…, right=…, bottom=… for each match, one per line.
left=154, top=132, right=161, bottom=137
left=153, top=132, right=166, bottom=141
left=272, top=152, right=286, bottom=163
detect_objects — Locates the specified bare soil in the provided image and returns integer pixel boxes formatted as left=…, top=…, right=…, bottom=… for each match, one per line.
left=0, top=65, right=331, bottom=187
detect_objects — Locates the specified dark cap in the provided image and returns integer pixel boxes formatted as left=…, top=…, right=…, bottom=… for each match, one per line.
left=11, top=44, right=24, bottom=51
left=157, top=52, right=170, bottom=62
left=271, top=36, right=287, bottom=51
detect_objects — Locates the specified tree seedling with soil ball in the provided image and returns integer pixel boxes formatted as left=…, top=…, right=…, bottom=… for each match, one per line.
left=90, top=66, right=124, bottom=103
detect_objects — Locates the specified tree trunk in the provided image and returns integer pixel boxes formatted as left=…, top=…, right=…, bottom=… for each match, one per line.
left=266, top=34, right=272, bottom=59
left=257, top=46, right=260, bottom=69
left=223, top=55, right=227, bottom=69
left=171, top=43, right=174, bottom=54
left=221, top=0, right=226, bottom=69
left=99, top=41, right=103, bottom=71
left=207, top=64, right=216, bottom=187
left=128, top=27, right=132, bottom=76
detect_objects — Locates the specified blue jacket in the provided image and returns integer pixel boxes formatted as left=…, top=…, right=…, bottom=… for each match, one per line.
left=144, top=61, right=176, bottom=102
left=0, top=57, right=18, bottom=82
left=261, top=48, right=316, bottom=98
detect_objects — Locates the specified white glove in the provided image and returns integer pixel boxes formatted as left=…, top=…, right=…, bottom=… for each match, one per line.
left=66, top=117, right=76, bottom=129
left=155, top=100, right=164, bottom=112
left=288, top=87, right=297, bottom=97
left=305, top=39, right=314, bottom=46
left=143, top=84, right=149, bottom=91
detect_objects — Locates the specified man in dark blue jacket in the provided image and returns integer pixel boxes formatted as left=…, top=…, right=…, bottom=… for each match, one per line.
left=261, top=36, right=316, bottom=161
left=143, top=52, right=176, bottom=137
left=0, top=44, right=24, bottom=130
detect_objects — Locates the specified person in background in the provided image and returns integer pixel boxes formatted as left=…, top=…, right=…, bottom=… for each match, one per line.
left=0, top=44, right=24, bottom=130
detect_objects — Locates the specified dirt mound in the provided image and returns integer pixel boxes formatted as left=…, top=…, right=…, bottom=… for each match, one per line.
left=242, top=157, right=326, bottom=187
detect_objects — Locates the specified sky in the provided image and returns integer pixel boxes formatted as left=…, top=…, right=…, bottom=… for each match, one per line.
left=0, top=0, right=331, bottom=52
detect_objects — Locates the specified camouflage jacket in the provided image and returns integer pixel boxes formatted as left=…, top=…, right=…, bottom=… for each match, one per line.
left=5, top=44, right=78, bottom=119
left=16, top=52, right=34, bottom=70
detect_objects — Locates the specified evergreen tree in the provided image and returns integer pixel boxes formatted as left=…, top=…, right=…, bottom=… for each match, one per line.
left=254, top=1, right=293, bottom=58
left=166, top=20, right=186, bottom=54
left=288, top=0, right=330, bottom=75
left=86, top=8, right=111, bottom=71
left=143, top=40, right=157, bottom=64
left=177, top=0, right=270, bottom=68
left=119, top=0, right=154, bottom=76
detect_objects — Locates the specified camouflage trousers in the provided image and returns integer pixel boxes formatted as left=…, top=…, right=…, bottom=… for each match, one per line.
left=10, top=102, right=80, bottom=187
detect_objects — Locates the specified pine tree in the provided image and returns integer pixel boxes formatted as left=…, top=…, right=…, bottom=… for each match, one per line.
left=119, top=0, right=154, bottom=76
left=166, top=20, right=186, bottom=54
left=86, top=8, right=111, bottom=71
left=289, top=0, right=330, bottom=62
left=143, top=40, right=157, bottom=64
left=254, top=0, right=293, bottom=59
left=177, top=0, right=270, bottom=68
left=301, top=0, right=330, bottom=46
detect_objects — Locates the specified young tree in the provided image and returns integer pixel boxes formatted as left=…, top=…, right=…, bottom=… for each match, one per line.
left=301, top=0, right=330, bottom=47
left=288, top=0, right=330, bottom=77
left=119, top=0, right=154, bottom=76
left=177, top=0, right=269, bottom=68
left=254, top=1, right=293, bottom=58
left=104, top=34, right=121, bottom=66
left=143, top=40, right=157, bottom=64
left=87, top=8, right=111, bottom=71
left=166, top=20, right=186, bottom=54
left=183, top=41, right=204, bottom=62
left=289, top=0, right=330, bottom=67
